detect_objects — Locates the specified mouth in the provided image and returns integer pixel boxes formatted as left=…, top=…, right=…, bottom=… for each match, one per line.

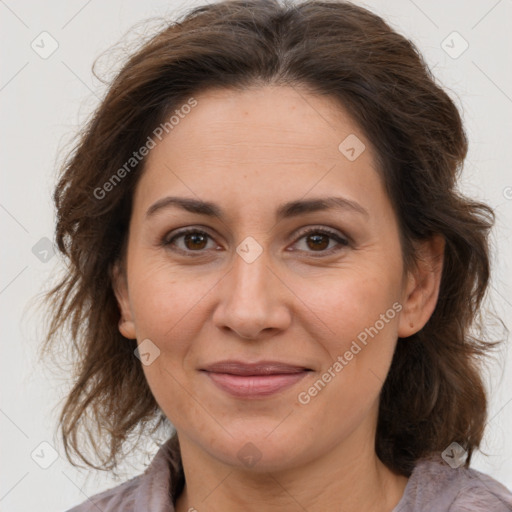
left=200, top=360, right=313, bottom=398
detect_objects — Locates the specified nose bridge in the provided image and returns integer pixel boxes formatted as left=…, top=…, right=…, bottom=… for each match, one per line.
left=229, top=235, right=272, bottom=306
left=212, top=234, right=290, bottom=338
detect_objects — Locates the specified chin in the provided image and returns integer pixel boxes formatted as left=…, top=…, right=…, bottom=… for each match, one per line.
left=200, top=425, right=310, bottom=473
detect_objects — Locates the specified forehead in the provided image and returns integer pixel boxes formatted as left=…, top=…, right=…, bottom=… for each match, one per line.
left=135, top=85, right=385, bottom=215
left=152, top=85, right=371, bottom=161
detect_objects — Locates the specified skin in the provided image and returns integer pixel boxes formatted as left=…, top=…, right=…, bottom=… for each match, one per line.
left=113, top=85, right=444, bottom=512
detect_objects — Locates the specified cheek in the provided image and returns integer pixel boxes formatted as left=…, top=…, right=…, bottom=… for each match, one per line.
left=295, top=268, right=401, bottom=341
left=128, top=256, right=209, bottom=341
left=126, top=262, right=205, bottom=422
left=292, top=266, right=402, bottom=414
left=292, top=273, right=401, bottom=437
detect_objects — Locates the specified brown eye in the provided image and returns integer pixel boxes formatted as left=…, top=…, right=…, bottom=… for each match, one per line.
left=183, top=232, right=208, bottom=250
left=292, top=227, right=349, bottom=256
left=305, top=233, right=330, bottom=251
left=163, top=229, right=216, bottom=253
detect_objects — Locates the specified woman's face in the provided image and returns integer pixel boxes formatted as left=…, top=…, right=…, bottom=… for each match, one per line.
left=114, top=85, right=438, bottom=471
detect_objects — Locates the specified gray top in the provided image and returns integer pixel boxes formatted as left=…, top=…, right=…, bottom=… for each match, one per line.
left=67, top=436, right=512, bottom=511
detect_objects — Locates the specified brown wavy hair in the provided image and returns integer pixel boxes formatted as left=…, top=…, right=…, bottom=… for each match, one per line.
left=41, top=0, right=497, bottom=476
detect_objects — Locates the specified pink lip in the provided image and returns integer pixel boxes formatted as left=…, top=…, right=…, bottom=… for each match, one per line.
left=201, top=360, right=311, bottom=398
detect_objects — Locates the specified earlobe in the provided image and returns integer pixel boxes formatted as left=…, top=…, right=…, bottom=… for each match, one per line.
left=397, top=235, right=445, bottom=338
left=111, top=262, right=137, bottom=340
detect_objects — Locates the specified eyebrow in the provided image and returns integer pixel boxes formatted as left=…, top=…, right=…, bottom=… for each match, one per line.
left=145, top=195, right=369, bottom=221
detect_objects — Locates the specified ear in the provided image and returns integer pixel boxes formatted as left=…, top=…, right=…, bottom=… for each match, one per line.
left=398, top=234, right=445, bottom=338
left=111, top=262, right=137, bottom=340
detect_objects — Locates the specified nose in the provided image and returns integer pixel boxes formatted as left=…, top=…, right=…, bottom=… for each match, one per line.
left=212, top=242, right=292, bottom=340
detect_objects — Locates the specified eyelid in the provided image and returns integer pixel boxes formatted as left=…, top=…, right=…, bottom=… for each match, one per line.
left=293, top=225, right=350, bottom=244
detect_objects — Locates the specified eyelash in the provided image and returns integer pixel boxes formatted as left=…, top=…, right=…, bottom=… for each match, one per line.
left=161, top=226, right=350, bottom=257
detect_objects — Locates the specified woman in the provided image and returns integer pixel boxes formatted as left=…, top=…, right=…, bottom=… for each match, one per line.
left=43, top=0, right=512, bottom=510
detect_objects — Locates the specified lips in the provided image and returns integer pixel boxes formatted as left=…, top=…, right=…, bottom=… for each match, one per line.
left=200, top=360, right=312, bottom=398
left=202, top=360, right=311, bottom=375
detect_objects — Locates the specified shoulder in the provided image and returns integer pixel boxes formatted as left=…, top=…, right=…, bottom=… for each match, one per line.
left=66, top=473, right=143, bottom=512
left=65, top=436, right=181, bottom=512
left=394, top=457, right=512, bottom=512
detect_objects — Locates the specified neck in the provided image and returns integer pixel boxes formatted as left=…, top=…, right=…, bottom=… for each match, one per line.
left=174, top=428, right=408, bottom=512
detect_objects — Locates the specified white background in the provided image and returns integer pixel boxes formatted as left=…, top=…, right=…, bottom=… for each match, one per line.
left=1, top=0, right=511, bottom=510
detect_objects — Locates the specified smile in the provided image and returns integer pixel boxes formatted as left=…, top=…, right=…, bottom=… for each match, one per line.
left=200, top=361, right=312, bottom=398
